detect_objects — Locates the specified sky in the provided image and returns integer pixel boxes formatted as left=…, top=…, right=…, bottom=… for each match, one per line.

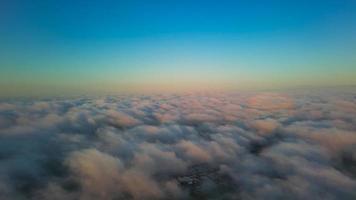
left=0, top=0, right=356, bottom=96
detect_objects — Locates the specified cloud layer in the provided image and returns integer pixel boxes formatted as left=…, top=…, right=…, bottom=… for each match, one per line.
left=0, top=90, right=356, bottom=199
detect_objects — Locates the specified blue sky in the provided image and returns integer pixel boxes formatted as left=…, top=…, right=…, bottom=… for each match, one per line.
left=0, top=0, right=356, bottom=95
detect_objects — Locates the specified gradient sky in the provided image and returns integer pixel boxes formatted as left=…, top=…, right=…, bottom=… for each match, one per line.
left=1, top=0, right=356, bottom=96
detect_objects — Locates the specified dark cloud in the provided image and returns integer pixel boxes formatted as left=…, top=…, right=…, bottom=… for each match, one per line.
left=0, top=90, right=356, bottom=199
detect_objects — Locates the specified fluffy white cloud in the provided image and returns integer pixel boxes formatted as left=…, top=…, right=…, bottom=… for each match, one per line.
left=0, top=90, right=355, bottom=199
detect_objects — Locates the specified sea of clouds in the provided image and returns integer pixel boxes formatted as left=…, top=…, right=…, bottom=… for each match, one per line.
left=0, top=89, right=355, bottom=200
